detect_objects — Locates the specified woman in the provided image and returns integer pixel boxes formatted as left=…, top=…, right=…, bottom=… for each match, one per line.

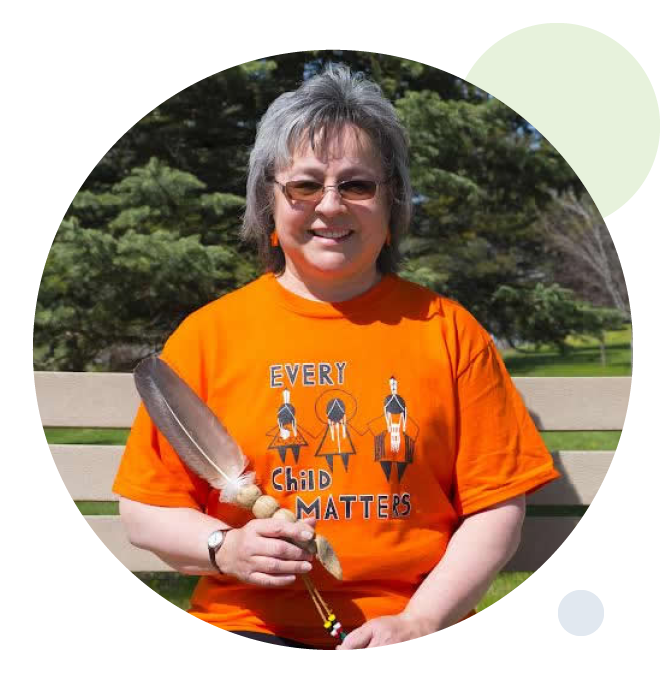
left=114, top=64, right=559, bottom=650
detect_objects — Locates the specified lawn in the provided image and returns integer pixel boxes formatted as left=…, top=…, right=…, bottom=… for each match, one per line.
left=476, top=572, right=533, bottom=611
left=501, top=327, right=632, bottom=377
left=47, top=327, right=631, bottom=619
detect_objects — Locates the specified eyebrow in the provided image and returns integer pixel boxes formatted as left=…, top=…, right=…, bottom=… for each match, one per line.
left=287, top=165, right=380, bottom=180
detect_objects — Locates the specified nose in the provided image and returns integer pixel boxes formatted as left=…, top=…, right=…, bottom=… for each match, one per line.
left=314, top=186, right=347, bottom=216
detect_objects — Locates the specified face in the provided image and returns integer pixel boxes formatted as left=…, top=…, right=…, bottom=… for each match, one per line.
left=272, top=127, right=391, bottom=290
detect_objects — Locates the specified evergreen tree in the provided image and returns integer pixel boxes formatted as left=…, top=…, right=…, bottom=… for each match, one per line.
left=35, top=52, right=623, bottom=370
left=395, top=90, right=584, bottom=328
left=35, top=159, right=252, bottom=370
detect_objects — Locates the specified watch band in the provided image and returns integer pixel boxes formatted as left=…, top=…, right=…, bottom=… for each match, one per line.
left=207, top=529, right=225, bottom=574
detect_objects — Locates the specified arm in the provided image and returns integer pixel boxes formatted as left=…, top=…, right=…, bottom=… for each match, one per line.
left=119, top=497, right=234, bottom=576
left=119, top=497, right=316, bottom=585
left=337, top=494, right=525, bottom=649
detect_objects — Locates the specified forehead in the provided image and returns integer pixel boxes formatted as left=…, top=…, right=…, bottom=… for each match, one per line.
left=282, top=126, right=384, bottom=175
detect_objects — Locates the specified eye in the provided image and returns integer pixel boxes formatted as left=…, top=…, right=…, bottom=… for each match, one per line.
left=289, top=181, right=322, bottom=195
left=339, top=180, right=377, bottom=199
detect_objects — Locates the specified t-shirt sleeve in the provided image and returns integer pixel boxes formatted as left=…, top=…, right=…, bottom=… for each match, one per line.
left=111, top=316, right=212, bottom=510
left=452, top=335, right=560, bottom=517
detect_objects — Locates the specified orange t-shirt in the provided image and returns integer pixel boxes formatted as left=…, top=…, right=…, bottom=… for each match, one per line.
left=113, top=273, right=559, bottom=648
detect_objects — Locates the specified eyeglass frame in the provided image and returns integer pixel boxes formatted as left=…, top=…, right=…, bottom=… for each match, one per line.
left=269, top=176, right=391, bottom=203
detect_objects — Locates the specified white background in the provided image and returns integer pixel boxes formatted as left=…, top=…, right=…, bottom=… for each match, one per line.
left=2, top=1, right=657, bottom=697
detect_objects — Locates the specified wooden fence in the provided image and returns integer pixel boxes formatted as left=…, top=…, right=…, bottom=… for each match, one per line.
left=35, top=372, right=631, bottom=572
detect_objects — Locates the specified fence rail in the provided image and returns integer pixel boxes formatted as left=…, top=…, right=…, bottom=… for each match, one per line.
left=36, top=372, right=631, bottom=573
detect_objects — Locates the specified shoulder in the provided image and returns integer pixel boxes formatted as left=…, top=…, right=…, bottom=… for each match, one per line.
left=161, top=276, right=269, bottom=361
left=184, top=275, right=269, bottom=327
left=392, top=276, right=488, bottom=334
left=391, top=275, right=493, bottom=371
left=170, top=275, right=269, bottom=337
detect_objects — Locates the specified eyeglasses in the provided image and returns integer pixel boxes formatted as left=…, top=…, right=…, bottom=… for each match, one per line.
left=271, top=178, right=388, bottom=202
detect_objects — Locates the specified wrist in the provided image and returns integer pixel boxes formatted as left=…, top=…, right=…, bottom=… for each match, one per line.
left=213, top=528, right=234, bottom=574
left=207, top=527, right=233, bottom=574
left=399, top=608, right=443, bottom=636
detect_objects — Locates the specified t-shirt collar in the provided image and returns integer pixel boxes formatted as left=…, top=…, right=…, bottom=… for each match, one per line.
left=264, top=272, right=399, bottom=319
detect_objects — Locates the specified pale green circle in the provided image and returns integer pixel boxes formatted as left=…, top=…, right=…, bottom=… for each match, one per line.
left=467, top=23, right=660, bottom=216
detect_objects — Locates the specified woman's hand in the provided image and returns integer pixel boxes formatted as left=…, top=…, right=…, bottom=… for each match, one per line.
left=216, top=517, right=317, bottom=587
left=338, top=496, right=526, bottom=650
left=336, top=612, right=434, bottom=650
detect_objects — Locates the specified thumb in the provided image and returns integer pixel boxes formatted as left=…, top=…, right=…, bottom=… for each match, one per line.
left=336, top=623, right=373, bottom=650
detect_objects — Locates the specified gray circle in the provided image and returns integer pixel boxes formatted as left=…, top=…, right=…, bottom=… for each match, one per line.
left=558, top=590, right=604, bottom=636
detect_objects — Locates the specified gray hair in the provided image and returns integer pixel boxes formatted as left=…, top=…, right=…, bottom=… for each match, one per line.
left=241, top=63, right=412, bottom=274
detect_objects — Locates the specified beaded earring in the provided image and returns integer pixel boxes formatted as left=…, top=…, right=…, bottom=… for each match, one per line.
left=270, top=231, right=279, bottom=247
left=385, top=231, right=392, bottom=246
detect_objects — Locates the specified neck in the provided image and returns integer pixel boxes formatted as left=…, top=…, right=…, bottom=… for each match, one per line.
left=276, top=266, right=382, bottom=303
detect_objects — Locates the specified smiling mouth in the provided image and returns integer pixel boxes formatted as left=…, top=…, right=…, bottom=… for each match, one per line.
left=309, top=229, right=354, bottom=241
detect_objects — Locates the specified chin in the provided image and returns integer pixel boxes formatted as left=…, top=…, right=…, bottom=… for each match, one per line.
left=306, top=256, right=362, bottom=279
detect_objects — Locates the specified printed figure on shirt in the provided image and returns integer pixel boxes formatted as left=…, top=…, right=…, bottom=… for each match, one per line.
left=266, top=389, right=309, bottom=463
left=368, top=376, right=419, bottom=481
left=314, top=388, right=358, bottom=472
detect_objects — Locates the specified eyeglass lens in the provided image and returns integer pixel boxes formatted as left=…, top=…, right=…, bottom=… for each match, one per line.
left=285, top=180, right=378, bottom=201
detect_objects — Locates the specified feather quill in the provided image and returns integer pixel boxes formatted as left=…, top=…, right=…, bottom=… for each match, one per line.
left=134, top=356, right=255, bottom=503
left=133, top=355, right=342, bottom=580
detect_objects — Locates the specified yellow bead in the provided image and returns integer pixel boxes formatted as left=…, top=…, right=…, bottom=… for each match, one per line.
left=328, top=614, right=336, bottom=622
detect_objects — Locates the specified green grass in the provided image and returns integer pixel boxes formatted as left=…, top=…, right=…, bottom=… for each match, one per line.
left=44, top=427, right=129, bottom=445
left=134, top=573, right=199, bottom=610
left=501, top=327, right=632, bottom=377
left=476, top=572, right=533, bottom=611
left=77, top=501, right=119, bottom=515
left=541, top=431, right=620, bottom=451
left=53, top=328, right=631, bottom=615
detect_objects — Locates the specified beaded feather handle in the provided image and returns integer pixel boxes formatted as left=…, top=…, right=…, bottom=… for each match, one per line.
left=133, top=356, right=342, bottom=580
left=302, top=574, right=348, bottom=642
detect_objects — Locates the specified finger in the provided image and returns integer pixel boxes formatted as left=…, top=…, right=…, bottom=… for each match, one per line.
left=336, top=624, right=373, bottom=650
left=251, top=555, right=313, bottom=576
left=292, top=519, right=317, bottom=544
left=367, top=635, right=387, bottom=648
left=283, top=536, right=317, bottom=560
left=257, top=538, right=315, bottom=562
left=246, top=571, right=297, bottom=588
left=257, top=518, right=317, bottom=546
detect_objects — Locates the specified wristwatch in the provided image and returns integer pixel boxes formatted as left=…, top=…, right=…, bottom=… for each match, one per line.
left=207, top=529, right=226, bottom=574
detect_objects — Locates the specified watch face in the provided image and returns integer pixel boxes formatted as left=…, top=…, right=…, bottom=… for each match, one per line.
left=208, top=531, right=223, bottom=549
